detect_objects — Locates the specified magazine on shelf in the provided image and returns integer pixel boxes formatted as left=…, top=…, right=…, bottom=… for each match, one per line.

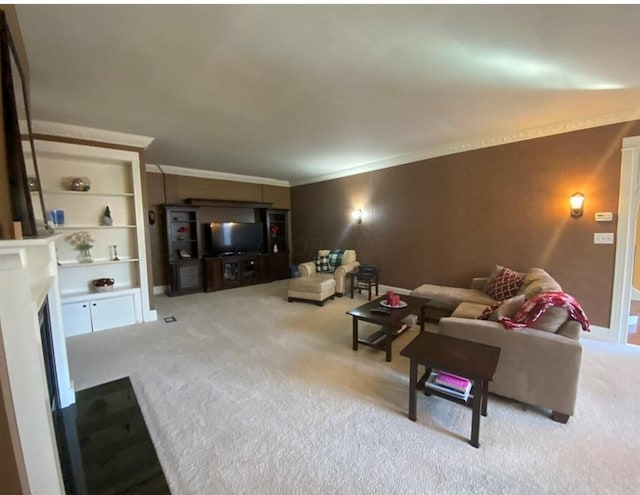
left=393, top=322, right=409, bottom=336
left=425, top=372, right=472, bottom=401
left=434, top=371, right=472, bottom=394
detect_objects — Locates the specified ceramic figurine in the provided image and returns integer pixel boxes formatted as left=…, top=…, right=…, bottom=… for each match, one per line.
left=112, top=244, right=120, bottom=261
left=103, top=206, right=113, bottom=226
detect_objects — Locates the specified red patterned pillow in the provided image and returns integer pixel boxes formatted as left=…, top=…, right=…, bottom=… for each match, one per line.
left=486, top=268, right=525, bottom=301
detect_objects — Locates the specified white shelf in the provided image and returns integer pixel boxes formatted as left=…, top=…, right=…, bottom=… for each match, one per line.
left=58, top=258, right=139, bottom=268
left=53, top=225, right=136, bottom=230
left=42, top=190, right=134, bottom=197
left=34, top=138, right=155, bottom=326
left=60, top=286, right=138, bottom=302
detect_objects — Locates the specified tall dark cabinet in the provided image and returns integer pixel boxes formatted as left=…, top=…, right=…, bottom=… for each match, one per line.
left=163, top=205, right=203, bottom=296
left=265, top=209, right=290, bottom=281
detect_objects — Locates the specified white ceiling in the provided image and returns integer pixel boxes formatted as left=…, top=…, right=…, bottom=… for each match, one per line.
left=15, top=4, right=640, bottom=185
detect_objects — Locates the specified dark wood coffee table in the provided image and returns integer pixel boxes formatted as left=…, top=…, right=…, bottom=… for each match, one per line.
left=400, top=332, right=501, bottom=448
left=346, top=295, right=427, bottom=362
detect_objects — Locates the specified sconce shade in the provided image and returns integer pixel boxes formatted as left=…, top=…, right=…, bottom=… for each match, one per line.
left=570, top=192, right=585, bottom=218
left=352, top=209, right=362, bottom=224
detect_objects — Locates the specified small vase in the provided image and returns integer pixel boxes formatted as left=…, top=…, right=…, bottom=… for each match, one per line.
left=78, top=248, right=93, bottom=263
left=273, top=243, right=278, bottom=253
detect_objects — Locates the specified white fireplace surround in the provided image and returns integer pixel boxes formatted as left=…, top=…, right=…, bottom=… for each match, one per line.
left=0, top=236, right=68, bottom=494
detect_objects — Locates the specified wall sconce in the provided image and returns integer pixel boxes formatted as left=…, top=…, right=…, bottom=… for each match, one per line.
left=352, top=209, right=363, bottom=224
left=570, top=192, right=585, bottom=218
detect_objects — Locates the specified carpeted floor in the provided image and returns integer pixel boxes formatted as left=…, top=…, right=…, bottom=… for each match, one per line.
left=66, top=281, right=640, bottom=494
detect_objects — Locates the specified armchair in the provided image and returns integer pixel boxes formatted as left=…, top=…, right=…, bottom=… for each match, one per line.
left=298, top=249, right=360, bottom=296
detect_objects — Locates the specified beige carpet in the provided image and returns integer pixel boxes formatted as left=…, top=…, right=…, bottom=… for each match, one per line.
left=66, top=281, right=640, bottom=494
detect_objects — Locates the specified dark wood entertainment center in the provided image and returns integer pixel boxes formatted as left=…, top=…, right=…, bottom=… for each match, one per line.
left=163, top=199, right=290, bottom=296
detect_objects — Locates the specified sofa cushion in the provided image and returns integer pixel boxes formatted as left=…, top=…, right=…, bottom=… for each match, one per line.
left=478, top=301, right=502, bottom=320
left=520, top=268, right=562, bottom=300
left=315, top=255, right=333, bottom=273
left=411, top=284, right=496, bottom=311
left=342, top=250, right=356, bottom=264
left=529, top=307, right=570, bottom=333
left=486, top=267, right=525, bottom=301
left=452, top=302, right=491, bottom=319
left=488, top=294, right=525, bottom=321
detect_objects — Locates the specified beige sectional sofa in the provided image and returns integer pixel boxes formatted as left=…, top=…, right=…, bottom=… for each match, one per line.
left=411, top=267, right=584, bottom=423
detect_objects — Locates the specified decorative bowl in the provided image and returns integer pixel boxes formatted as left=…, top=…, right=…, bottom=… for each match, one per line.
left=69, top=177, right=91, bottom=192
left=92, top=278, right=114, bottom=292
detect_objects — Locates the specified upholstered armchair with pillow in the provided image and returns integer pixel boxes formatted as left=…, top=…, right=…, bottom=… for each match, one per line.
left=298, top=249, right=359, bottom=296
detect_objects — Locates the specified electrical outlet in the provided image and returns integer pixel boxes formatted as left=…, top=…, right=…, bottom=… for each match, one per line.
left=594, top=233, right=614, bottom=244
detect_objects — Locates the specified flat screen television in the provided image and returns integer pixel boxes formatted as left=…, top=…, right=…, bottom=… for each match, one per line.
left=209, top=222, right=265, bottom=255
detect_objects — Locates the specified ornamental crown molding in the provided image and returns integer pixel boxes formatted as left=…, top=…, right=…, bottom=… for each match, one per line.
left=290, top=107, right=640, bottom=187
left=31, top=120, right=155, bottom=149
left=146, top=163, right=290, bottom=188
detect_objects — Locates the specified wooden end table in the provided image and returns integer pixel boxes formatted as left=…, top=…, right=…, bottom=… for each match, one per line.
left=346, top=295, right=426, bottom=362
left=348, top=266, right=380, bottom=300
left=400, top=332, right=501, bottom=448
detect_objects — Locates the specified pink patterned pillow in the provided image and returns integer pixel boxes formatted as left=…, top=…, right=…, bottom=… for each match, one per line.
left=486, top=268, right=525, bottom=301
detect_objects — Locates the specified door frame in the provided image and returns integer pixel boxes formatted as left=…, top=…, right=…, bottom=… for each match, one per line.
left=611, top=135, right=640, bottom=344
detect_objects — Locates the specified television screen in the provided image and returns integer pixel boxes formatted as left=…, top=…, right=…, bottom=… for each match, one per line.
left=210, top=222, right=264, bottom=255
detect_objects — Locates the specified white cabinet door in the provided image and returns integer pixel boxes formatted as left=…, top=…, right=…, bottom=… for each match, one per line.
left=61, top=302, right=92, bottom=337
left=90, top=294, right=137, bottom=332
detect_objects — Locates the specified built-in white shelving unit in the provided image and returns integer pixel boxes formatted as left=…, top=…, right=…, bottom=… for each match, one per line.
left=27, top=137, right=157, bottom=337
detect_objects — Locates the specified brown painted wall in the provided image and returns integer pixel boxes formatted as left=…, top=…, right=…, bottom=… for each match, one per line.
left=146, top=171, right=291, bottom=286
left=292, top=120, right=640, bottom=328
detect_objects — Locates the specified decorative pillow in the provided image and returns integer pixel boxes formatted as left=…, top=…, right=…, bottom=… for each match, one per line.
left=477, top=301, right=502, bottom=320
left=327, top=249, right=345, bottom=270
left=483, top=265, right=505, bottom=293
left=315, top=255, right=333, bottom=273
left=489, top=295, right=525, bottom=322
left=486, top=267, right=525, bottom=301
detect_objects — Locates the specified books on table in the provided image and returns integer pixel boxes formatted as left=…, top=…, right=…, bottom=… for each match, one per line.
left=435, top=371, right=472, bottom=393
left=425, top=371, right=472, bottom=400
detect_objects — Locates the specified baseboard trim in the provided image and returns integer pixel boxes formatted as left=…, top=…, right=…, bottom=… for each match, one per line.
left=377, top=284, right=412, bottom=296
left=582, top=325, right=615, bottom=342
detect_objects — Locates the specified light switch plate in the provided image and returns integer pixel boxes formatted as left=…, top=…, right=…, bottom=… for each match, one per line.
left=594, top=233, right=614, bottom=244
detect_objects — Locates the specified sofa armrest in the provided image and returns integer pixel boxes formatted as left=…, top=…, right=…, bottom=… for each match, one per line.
left=556, top=320, right=581, bottom=340
left=438, top=317, right=582, bottom=416
left=333, top=261, right=360, bottom=294
left=470, top=277, right=488, bottom=290
left=336, top=261, right=360, bottom=276
left=298, top=261, right=317, bottom=277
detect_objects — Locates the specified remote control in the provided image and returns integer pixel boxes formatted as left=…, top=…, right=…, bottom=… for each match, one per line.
left=371, top=307, right=391, bottom=315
